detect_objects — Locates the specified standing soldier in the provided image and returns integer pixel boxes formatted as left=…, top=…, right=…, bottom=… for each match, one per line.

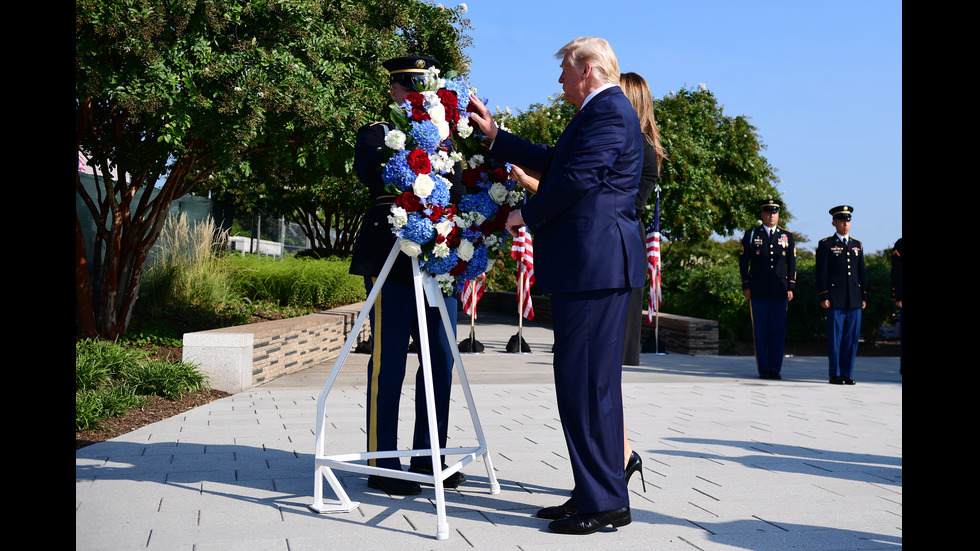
left=739, top=198, right=796, bottom=380
left=815, top=205, right=867, bottom=385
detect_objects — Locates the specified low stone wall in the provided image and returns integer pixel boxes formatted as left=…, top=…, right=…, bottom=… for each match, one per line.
left=183, top=302, right=370, bottom=393
left=184, top=292, right=718, bottom=393
left=478, top=292, right=718, bottom=356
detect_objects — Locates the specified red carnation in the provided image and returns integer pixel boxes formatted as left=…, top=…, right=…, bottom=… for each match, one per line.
left=406, top=149, right=431, bottom=174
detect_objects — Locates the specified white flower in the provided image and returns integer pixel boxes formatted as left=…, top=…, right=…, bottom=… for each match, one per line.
left=434, top=219, right=454, bottom=236
left=388, top=206, right=408, bottom=228
left=483, top=234, right=498, bottom=249
left=488, top=182, right=509, bottom=204
left=457, top=240, right=475, bottom=262
left=459, top=3, right=468, bottom=13
left=432, top=242, right=450, bottom=257
left=413, top=173, right=435, bottom=199
left=384, top=129, right=406, bottom=150
left=400, top=239, right=422, bottom=257
left=468, top=154, right=485, bottom=169
left=698, top=82, right=707, bottom=91
left=456, top=116, right=473, bottom=139
left=507, top=190, right=522, bottom=207
left=431, top=150, right=455, bottom=173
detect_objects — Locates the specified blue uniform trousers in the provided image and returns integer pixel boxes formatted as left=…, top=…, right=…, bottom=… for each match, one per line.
left=364, top=276, right=457, bottom=471
left=750, top=298, right=788, bottom=375
left=826, top=307, right=861, bottom=378
left=551, top=288, right=631, bottom=515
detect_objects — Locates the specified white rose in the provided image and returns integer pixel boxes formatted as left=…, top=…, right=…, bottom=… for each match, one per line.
left=399, top=239, right=422, bottom=257
left=435, top=219, right=453, bottom=236
left=413, top=173, right=435, bottom=199
left=488, top=182, right=509, bottom=204
left=384, top=129, right=406, bottom=151
left=457, top=240, right=475, bottom=262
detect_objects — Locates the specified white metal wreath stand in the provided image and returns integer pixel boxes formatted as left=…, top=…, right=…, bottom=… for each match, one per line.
left=309, top=241, right=501, bottom=540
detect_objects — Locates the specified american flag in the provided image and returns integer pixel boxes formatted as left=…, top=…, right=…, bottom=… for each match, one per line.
left=78, top=152, right=86, bottom=172
left=510, top=226, right=535, bottom=320
left=646, top=195, right=662, bottom=322
left=459, top=274, right=486, bottom=316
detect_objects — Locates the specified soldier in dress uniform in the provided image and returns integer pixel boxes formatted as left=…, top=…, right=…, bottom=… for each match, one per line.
left=815, top=205, right=867, bottom=385
left=739, top=198, right=796, bottom=379
left=349, top=55, right=465, bottom=495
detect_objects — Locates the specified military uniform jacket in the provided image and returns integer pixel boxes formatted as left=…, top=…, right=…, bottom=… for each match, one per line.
left=815, top=234, right=867, bottom=308
left=348, top=121, right=463, bottom=283
left=739, top=225, right=796, bottom=301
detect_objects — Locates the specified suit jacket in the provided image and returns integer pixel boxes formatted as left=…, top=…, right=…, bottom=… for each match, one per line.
left=815, top=234, right=867, bottom=308
left=490, top=86, right=645, bottom=294
left=349, top=121, right=463, bottom=282
left=739, top=225, right=796, bottom=301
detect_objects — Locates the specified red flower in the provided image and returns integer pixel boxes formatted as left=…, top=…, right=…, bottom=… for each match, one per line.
left=450, top=260, right=468, bottom=276
left=492, top=166, right=509, bottom=183
left=462, top=166, right=487, bottom=189
left=405, top=92, right=430, bottom=122
left=437, top=89, right=460, bottom=126
left=407, top=149, right=431, bottom=174
left=395, top=191, right=422, bottom=212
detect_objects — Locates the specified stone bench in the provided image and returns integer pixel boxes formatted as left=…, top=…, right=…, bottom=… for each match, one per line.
left=183, top=302, right=370, bottom=393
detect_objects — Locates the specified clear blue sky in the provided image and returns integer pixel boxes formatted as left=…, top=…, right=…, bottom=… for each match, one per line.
left=457, top=0, right=902, bottom=254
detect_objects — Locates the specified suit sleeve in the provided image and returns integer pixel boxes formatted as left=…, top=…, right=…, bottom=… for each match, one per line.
left=522, top=100, right=632, bottom=231
left=738, top=230, right=752, bottom=289
left=815, top=241, right=829, bottom=302
left=787, top=233, right=797, bottom=291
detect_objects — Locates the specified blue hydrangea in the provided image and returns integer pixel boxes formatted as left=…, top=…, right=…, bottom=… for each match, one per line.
left=399, top=213, right=435, bottom=245
left=409, top=120, right=441, bottom=153
left=427, top=175, right=451, bottom=207
left=444, top=77, right=471, bottom=111
left=422, top=249, right=459, bottom=275
left=459, top=245, right=489, bottom=280
left=459, top=191, right=498, bottom=219
left=382, top=151, right=415, bottom=192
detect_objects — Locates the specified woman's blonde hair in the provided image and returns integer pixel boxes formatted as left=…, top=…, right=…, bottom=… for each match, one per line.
left=620, top=72, right=665, bottom=169
left=556, top=37, right=620, bottom=86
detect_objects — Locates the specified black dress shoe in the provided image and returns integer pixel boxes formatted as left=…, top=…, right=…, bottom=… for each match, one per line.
left=759, top=372, right=771, bottom=379
left=769, top=372, right=782, bottom=380
left=367, top=475, right=421, bottom=495
left=407, top=463, right=466, bottom=488
left=537, top=496, right=578, bottom=519
left=624, top=451, right=646, bottom=492
left=548, top=507, right=631, bottom=534
left=829, top=376, right=844, bottom=385
left=843, top=377, right=856, bottom=385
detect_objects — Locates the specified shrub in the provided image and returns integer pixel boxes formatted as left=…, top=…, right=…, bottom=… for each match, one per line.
left=226, top=255, right=365, bottom=310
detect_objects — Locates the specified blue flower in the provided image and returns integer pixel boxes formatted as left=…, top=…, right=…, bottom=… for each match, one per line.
left=427, top=175, right=451, bottom=207
left=459, top=245, right=489, bottom=280
left=409, top=120, right=442, bottom=153
left=422, top=249, right=459, bottom=275
left=382, top=151, right=416, bottom=192
left=444, top=77, right=471, bottom=111
left=399, top=213, right=435, bottom=245
left=459, top=192, right=498, bottom=219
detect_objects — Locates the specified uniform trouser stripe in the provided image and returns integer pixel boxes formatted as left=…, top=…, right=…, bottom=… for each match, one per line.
left=367, top=277, right=382, bottom=466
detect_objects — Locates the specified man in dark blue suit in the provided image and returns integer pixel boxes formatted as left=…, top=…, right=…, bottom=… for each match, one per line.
left=469, top=37, right=644, bottom=535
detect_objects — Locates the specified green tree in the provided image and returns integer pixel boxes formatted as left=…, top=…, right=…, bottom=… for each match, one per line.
left=76, top=0, right=472, bottom=338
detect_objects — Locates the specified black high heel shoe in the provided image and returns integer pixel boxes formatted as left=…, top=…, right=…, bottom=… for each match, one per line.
left=624, top=451, right=646, bottom=492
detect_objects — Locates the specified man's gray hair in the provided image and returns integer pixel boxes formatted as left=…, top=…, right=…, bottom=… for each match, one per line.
left=555, top=37, right=620, bottom=85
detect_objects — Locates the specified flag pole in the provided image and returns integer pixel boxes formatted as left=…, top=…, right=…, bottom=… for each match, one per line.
left=653, top=185, right=665, bottom=355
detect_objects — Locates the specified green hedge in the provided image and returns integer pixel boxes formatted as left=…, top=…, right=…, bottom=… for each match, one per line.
left=226, top=254, right=366, bottom=310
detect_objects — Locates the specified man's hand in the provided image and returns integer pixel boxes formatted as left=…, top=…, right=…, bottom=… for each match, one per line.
left=820, top=299, right=830, bottom=309
left=506, top=209, right=525, bottom=237
left=787, top=290, right=794, bottom=302
left=743, top=288, right=751, bottom=300
left=467, top=94, right=498, bottom=142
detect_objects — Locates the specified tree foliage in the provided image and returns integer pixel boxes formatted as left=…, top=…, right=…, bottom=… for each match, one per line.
left=76, top=0, right=472, bottom=338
